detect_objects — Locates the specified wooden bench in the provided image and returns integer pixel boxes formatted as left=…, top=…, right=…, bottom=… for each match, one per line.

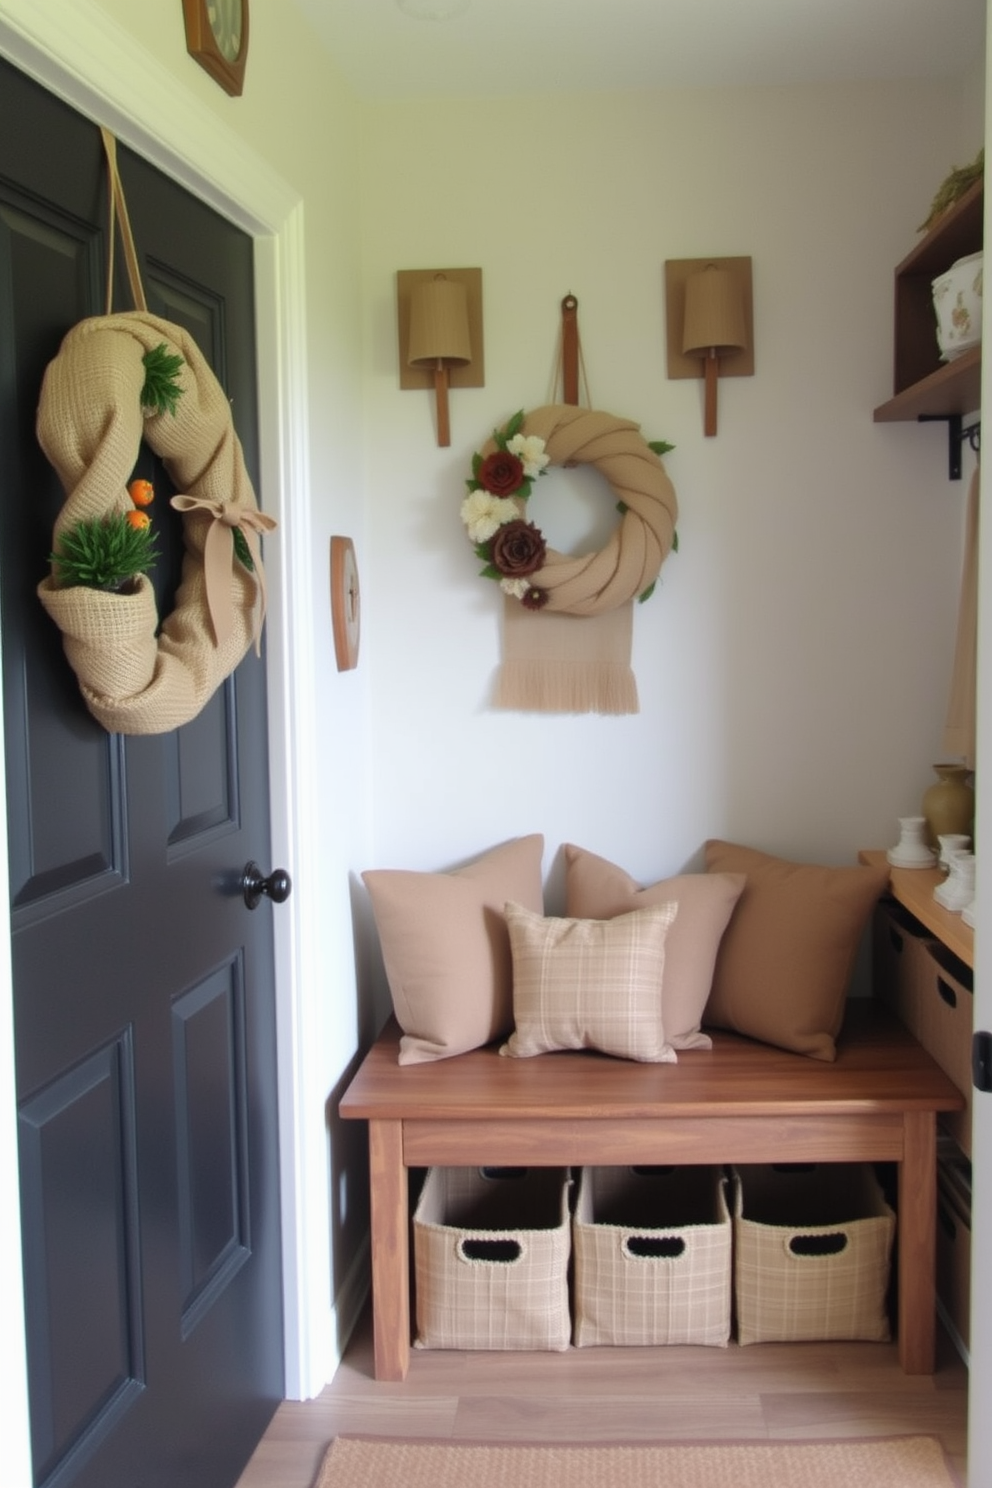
left=339, top=1000, right=964, bottom=1381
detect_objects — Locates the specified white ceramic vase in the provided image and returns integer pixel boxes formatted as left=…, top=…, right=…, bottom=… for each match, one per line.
left=937, top=833, right=971, bottom=873
left=888, top=816, right=937, bottom=869
left=934, top=852, right=976, bottom=912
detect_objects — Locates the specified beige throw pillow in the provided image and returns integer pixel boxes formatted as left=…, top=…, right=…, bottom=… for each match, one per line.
left=563, top=843, right=746, bottom=1049
left=703, top=840, right=891, bottom=1061
left=501, top=900, right=679, bottom=1063
left=363, top=835, right=544, bottom=1064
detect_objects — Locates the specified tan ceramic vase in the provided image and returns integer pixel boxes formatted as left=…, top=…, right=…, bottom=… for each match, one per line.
left=921, top=763, right=975, bottom=848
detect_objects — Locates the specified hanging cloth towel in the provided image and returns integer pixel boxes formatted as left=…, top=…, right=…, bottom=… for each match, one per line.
left=940, top=462, right=979, bottom=769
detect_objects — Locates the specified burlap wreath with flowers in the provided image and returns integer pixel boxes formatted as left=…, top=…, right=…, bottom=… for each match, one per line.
left=462, top=404, right=678, bottom=714
left=36, top=310, right=275, bottom=735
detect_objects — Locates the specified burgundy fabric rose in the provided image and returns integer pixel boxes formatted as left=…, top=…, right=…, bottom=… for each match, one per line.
left=491, top=519, right=546, bottom=578
left=522, top=586, right=549, bottom=610
left=479, top=450, right=525, bottom=496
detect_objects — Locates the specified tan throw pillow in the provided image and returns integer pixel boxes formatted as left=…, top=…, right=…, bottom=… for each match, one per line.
left=563, top=843, right=746, bottom=1049
left=703, top=840, right=891, bottom=1061
left=501, top=901, right=679, bottom=1063
left=363, top=835, right=544, bottom=1065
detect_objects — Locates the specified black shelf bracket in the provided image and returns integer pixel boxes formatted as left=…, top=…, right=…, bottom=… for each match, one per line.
left=918, top=413, right=981, bottom=481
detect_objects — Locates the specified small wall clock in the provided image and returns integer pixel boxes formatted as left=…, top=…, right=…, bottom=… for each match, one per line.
left=182, top=0, right=249, bottom=97
left=330, top=537, right=361, bottom=672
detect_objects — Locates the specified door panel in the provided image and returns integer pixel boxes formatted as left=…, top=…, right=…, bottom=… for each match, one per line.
left=173, top=959, right=250, bottom=1334
left=18, top=1034, right=144, bottom=1486
left=0, top=58, right=283, bottom=1488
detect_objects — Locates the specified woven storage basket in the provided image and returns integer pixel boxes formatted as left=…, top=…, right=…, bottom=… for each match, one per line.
left=413, top=1166, right=571, bottom=1351
left=573, top=1165, right=733, bottom=1346
left=733, top=1163, right=895, bottom=1344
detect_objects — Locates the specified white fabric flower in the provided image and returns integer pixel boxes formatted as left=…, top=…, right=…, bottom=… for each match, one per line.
left=499, top=576, right=530, bottom=599
left=507, top=433, right=550, bottom=478
left=460, top=489, right=517, bottom=544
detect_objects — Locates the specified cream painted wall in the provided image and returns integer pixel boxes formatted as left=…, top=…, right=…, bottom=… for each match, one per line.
left=359, top=81, right=982, bottom=913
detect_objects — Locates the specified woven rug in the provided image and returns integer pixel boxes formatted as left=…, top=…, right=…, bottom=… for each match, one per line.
left=313, top=1434, right=959, bottom=1487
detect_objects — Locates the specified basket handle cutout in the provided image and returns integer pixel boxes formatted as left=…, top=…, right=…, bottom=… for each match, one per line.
left=624, top=1235, right=685, bottom=1260
left=459, top=1237, right=523, bottom=1264
left=631, top=1165, right=675, bottom=1177
left=772, top=1163, right=817, bottom=1174
left=788, top=1232, right=847, bottom=1258
left=937, top=977, right=957, bottom=1009
left=478, top=1167, right=528, bottom=1181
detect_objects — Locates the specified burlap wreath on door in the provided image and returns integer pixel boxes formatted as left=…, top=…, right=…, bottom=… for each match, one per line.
left=36, top=310, right=275, bottom=735
left=463, top=404, right=678, bottom=714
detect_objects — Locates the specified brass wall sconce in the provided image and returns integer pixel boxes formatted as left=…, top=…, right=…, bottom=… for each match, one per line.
left=665, top=257, right=753, bottom=436
left=398, top=268, right=484, bottom=446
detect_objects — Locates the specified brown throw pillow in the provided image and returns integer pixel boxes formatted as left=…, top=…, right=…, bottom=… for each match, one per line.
left=703, top=840, right=890, bottom=1061
left=500, top=900, right=679, bottom=1063
left=563, top=843, right=745, bottom=1049
left=363, top=835, right=544, bottom=1064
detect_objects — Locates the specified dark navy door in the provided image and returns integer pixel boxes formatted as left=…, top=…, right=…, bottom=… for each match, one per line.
left=0, top=57, right=284, bottom=1488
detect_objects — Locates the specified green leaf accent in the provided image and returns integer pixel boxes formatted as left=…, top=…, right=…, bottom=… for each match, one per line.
left=672, top=529, right=679, bottom=553
left=480, top=564, right=500, bottom=580
left=474, top=541, right=493, bottom=562
left=472, top=453, right=483, bottom=479
left=232, top=527, right=254, bottom=573
left=638, top=581, right=656, bottom=604
left=616, top=500, right=628, bottom=515
left=140, top=344, right=185, bottom=417
left=503, top=409, right=525, bottom=441
left=648, top=439, right=675, bottom=456
left=50, top=513, right=158, bottom=590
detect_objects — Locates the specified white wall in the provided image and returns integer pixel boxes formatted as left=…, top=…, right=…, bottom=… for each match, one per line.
left=359, top=79, right=982, bottom=912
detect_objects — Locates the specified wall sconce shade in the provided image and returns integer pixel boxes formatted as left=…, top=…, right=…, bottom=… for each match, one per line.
left=665, top=257, right=754, bottom=438
left=408, top=275, right=472, bottom=368
left=682, top=266, right=747, bottom=359
left=399, top=268, right=484, bottom=446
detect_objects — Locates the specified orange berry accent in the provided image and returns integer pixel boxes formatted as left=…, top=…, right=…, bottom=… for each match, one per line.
left=126, top=509, right=151, bottom=530
left=128, top=478, right=154, bottom=507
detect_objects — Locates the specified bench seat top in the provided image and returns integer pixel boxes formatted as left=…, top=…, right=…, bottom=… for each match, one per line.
left=340, top=1001, right=964, bottom=1125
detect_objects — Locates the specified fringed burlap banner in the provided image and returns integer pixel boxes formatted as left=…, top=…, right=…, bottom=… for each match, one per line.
left=480, top=405, right=677, bottom=715
left=36, top=310, right=274, bottom=734
left=495, top=598, right=638, bottom=714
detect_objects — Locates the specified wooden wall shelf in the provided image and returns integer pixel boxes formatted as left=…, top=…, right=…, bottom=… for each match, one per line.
left=873, top=176, right=982, bottom=471
left=860, top=849, right=973, bottom=969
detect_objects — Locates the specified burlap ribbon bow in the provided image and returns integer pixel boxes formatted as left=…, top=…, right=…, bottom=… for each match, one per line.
left=170, top=494, right=276, bottom=650
left=36, top=310, right=275, bottom=734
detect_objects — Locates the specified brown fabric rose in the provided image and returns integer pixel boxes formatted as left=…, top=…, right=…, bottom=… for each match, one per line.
left=491, top=519, right=546, bottom=578
left=479, top=450, right=525, bottom=496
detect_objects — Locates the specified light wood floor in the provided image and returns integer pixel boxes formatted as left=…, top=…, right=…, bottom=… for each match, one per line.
left=234, top=1302, right=968, bottom=1488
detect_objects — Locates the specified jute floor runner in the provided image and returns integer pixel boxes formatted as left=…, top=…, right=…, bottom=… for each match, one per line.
left=313, top=1434, right=958, bottom=1488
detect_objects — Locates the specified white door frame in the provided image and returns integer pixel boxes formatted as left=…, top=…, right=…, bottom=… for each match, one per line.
left=0, top=3, right=322, bottom=1479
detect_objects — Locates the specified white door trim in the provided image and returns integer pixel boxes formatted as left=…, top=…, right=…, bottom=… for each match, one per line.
left=0, top=8, right=322, bottom=1481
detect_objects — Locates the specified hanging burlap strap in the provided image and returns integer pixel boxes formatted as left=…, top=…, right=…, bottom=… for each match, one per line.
left=484, top=404, right=678, bottom=714
left=36, top=309, right=275, bottom=734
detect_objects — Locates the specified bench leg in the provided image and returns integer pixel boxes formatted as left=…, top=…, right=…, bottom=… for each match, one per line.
left=368, top=1119, right=410, bottom=1381
left=897, top=1110, right=937, bottom=1374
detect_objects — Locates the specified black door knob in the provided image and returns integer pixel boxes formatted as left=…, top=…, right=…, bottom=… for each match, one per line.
left=242, top=861, right=292, bottom=910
